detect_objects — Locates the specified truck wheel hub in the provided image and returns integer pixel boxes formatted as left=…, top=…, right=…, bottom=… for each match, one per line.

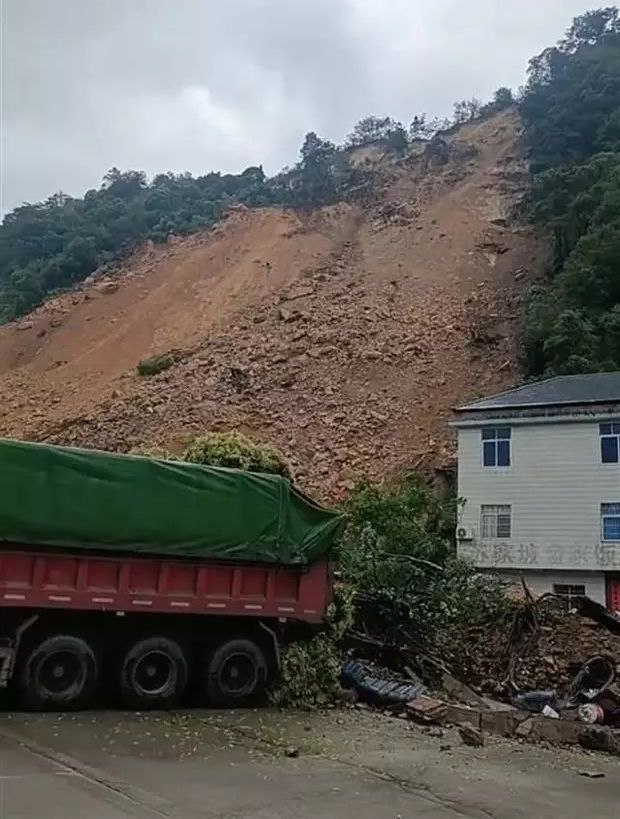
left=39, top=651, right=82, bottom=694
left=132, top=651, right=174, bottom=695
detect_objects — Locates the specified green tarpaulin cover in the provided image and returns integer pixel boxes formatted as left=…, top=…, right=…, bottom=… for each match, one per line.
left=0, top=439, right=345, bottom=566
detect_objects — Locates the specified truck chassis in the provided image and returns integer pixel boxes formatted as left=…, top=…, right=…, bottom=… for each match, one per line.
left=0, top=547, right=329, bottom=710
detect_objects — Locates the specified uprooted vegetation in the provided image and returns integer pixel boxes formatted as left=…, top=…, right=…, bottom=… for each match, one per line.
left=275, top=473, right=620, bottom=709
left=137, top=353, right=176, bottom=376
left=335, top=478, right=516, bottom=684
left=273, top=474, right=518, bottom=708
left=135, top=430, right=292, bottom=478
left=137, top=432, right=514, bottom=708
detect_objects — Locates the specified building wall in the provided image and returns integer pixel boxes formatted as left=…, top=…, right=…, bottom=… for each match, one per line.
left=456, top=418, right=620, bottom=571
left=488, top=569, right=607, bottom=605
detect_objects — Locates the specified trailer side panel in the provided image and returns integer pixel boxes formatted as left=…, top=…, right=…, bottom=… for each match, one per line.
left=0, top=548, right=329, bottom=623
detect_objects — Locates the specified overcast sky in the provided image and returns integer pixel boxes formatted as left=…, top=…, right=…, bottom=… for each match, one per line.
left=1, top=0, right=592, bottom=214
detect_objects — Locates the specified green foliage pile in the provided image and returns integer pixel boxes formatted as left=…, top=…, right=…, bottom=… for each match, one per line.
left=273, top=477, right=512, bottom=708
left=270, top=634, right=343, bottom=709
left=338, top=476, right=456, bottom=578
left=521, top=8, right=620, bottom=375
left=271, top=584, right=354, bottom=709
left=134, top=431, right=291, bottom=478
left=137, top=353, right=176, bottom=376
left=337, top=477, right=512, bottom=669
left=182, top=431, right=292, bottom=478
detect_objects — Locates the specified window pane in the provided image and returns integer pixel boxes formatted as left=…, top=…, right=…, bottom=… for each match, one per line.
left=612, top=423, right=620, bottom=434
left=601, top=437, right=619, bottom=463
left=496, top=427, right=511, bottom=440
left=497, top=514, right=511, bottom=538
left=603, top=516, right=620, bottom=541
left=481, top=516, right=494, bottom=538
left=497, top=440, right=511, bottom=467
left=553, top=585, right=585, bottom=597
left=600, top=423, right=612, bottom=435
left=481, top=429, right=496, bottom=440
left=602, top=503, right=620, bottom=515
left=483, top=441, right=496, bottom=466
left=480, top=506, right=496, bottom=538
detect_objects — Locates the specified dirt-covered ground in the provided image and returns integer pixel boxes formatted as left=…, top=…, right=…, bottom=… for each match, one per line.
left=1, top=707, right=618, bottom=818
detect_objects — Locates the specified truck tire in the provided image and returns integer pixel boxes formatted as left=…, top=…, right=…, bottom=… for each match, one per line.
left=19, top=634, right=99, bottom=710
left=204, top=638, right=268, bottom=706
left=119, top=637, right=188, bottom=709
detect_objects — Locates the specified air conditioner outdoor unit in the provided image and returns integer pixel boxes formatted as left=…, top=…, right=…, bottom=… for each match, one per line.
left=456, top=526, right=474, bottom=541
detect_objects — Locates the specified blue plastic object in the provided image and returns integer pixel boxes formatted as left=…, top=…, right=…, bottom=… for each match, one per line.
left=341, top=660, right=426, bottom=706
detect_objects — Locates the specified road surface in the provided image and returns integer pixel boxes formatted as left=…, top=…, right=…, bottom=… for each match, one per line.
left=0, top=709, right=618, bottom=818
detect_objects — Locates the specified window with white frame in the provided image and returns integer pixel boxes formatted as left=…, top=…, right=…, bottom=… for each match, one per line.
left=482, top=427, right=511, bottom=467
left=480, top=504, right=512, bottom=538
left=600, top=422, right=620, bottom=463
left=553, top=584, right=586, bottom=607
left=601, top=503, right=620, bottom=541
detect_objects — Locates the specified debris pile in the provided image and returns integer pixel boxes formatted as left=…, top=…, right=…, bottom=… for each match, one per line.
left=340, top=594, right=620, bottom=754
left=458, top=595, right=620, bottom=697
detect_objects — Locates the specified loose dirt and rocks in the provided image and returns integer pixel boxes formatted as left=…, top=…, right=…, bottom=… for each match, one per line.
left=0, top=112, right=546, bottom=496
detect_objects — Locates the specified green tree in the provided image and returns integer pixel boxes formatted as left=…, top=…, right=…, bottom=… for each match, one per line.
left=453, top=98, right=482, bottom=124
left=561, top=6, right=619, bottom=51
left=409, top=114, right=428, bottom=140
left=453, top=100, right=469, bottom=124
left=346, top=115, right=406, bottom=147
left=491, top=87, right=514, bottom=109
left=409, top=115, right=452, bottom=140
left=385, top=124, right=409, bottom=154
left=521, top=8, right=620, bottom=375
left=297, top=132, right=338, bottom=203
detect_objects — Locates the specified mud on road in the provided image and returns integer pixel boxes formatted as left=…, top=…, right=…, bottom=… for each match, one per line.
left=0, top=708, right=618, bottom=818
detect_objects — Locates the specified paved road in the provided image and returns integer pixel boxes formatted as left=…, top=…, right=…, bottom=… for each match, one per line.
left=1, top=710, right=618, bottom=818
left=0, top=736, right=151, bottom=818
left=0, top=727, right=454, bottom=819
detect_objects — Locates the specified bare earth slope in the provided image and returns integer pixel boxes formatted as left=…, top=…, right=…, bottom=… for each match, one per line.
left=0, top=112, right=545, bottom=495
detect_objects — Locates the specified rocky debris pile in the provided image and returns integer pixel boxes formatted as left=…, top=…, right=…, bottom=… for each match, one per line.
left=458, top=599, right=620, bottom=698
left=511, top=616, right=620, bottom=693
left=344, top=585, right=620, bottom=707
left=341, top=601, right=620, bottom=754
left=38, top=274, right=519, bottom=496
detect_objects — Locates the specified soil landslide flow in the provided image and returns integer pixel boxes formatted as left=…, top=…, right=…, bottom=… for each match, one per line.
left=0, top=112, right=545, bottom=495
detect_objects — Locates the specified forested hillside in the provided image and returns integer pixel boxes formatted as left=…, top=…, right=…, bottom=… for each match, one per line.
left=0, top=122, right=410, bottom=321
left=0, top=103, right=513, bottom=323
left=521, top=7, right=620, bottom=375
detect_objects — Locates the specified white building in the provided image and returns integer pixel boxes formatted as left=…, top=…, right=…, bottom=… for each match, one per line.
left=452, top=372, right=620, bottom=610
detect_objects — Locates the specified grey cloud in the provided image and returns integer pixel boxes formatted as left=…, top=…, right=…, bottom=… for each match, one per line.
left=2, top=0, right=590, bottom=213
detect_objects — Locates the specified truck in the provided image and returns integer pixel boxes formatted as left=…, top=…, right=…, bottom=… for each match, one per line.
left=0, top=439, right=345, bottom=710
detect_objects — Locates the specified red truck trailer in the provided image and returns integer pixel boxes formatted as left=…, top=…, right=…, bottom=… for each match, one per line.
left=0, top=439, right=344, bottom=710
